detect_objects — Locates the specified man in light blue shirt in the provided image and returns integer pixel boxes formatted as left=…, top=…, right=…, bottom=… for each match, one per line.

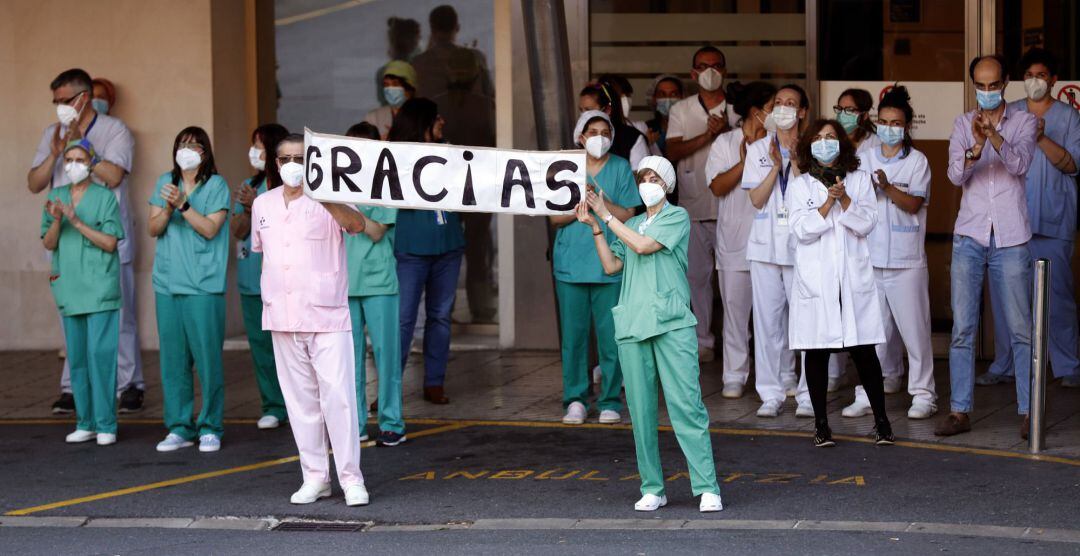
left=982, top=48, right=1080, bottom=389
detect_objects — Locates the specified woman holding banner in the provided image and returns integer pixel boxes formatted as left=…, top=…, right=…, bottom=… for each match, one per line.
left=391, top=98, right=464, bottom=405
left=550, top=111, right=642, bottom=426
left=576, top=155, right=722, bottom=513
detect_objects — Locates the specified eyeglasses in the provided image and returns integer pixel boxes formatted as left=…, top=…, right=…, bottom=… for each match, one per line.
left=178, top=142, right=204, bottom=151
left=277, top=155, right=304, bottom=164
left=833, top=106, right=860, bottom=115
left=52, top=90, right=86, bottom=106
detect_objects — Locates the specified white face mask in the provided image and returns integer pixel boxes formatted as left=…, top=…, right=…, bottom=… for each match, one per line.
left=770, top=105, right=799, bottom=131
left=638, top=181, right=666, bottom=207
left=175, top=148, right=202, bottom=171
left=56, top=103, right=79, bottom=127
left=1024, top=77, right=1049, bottom=101
left=280, top=161, right=305, bottom=188
left=64, top=161, right=90, bottom=185
left=697, top=68, right=723, bottom=92
left=584, top=135, right=612, bottom=159
left=621, top=96, right=633, bottom=119
left=248, top=146, right=265, bottom=171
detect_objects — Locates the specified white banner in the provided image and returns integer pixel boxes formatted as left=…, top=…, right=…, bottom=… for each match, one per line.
left=302, top=128, right=587, bottom=216
left=819, top=81, right=965, bottom=140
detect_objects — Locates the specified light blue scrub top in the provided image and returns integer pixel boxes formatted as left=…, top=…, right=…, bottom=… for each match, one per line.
left=1008, top=99, right=1080, bottom=240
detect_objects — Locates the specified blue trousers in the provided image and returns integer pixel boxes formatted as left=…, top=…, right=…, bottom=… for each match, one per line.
left=397, top=249, right=464, bottom=387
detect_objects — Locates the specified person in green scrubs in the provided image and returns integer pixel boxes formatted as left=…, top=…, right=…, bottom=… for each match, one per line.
left=42, top=139, right=124, bottom=446
left=577, top=155, right=722, bottom=513
left=344, top=121, right=406, bottom=447
left=148, top=126, right=231, bottom=454
left=230, top=124, right=289, bottom=430
left=550, top=110, right=642, bottom=426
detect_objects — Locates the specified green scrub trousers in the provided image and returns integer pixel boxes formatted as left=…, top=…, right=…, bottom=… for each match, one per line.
left=239, top=294, right=287, bottom=421
left=63, top=310, right=120, bottom=434
left=349, top=295, right=405, bottom=434
left=620, top=325, right=720, bottom=497
left=555, top=280, right=623, bottom=412
left=156, top=293, right=226, bottom=440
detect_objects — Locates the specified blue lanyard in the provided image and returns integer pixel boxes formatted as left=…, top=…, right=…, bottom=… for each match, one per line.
left=775, top=135, right=791, bottom=197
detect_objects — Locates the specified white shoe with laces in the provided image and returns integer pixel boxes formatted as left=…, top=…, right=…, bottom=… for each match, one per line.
left=841, top=397, right=872, bottom=418
left=65, top=429, right=96, bottom=443
left=562, top=401, right=587, bottom=425
left=699, top=492, right=723, bottom=513
left=756, top=399, right=782, bottom=418
left=198, top=434, right=221, bottom=452
left=907, top=400, right=938, bottom=420
left=290, top=482, right=331, bottom=504
left=795, top=402, right=815, bottom=418
left=96, top=433, right=117, bottom=446
left=634, top=494, right=667, bottom=512
left=345, top=484, right=370, bottom=506
left=156, top=433, right=194, bottom=452
left=256, top=415, right=280, bottom=430
left=598, top=409, right=621, bottom=424
left=721, top=382, right=744, bottom=399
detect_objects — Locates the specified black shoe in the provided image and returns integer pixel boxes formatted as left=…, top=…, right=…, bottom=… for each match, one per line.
left=118, top=387, right=144, bottom=414
left=376, top=430, right=408, bottom=447
left=814, top=426, right=836, bottom=448
left=874, top=423, right=896, bottom=446
left=51, top=393, right=75, bottom=415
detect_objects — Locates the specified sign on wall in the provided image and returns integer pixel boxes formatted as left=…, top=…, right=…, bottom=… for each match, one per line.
left=302, top=129, right=586, bottom=216
left=819, top=81, right=965, bottom=141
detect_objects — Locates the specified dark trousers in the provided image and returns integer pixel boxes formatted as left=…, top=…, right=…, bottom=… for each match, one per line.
left=804, top=345, right=889, bottom=430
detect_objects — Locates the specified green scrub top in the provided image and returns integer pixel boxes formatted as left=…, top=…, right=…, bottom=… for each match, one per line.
left=609, top=202, right=697, bottom=344
left=553, top=154, right=641, bottom=284
left=150, top=171, right=231, bottom=295
left=233, top=177, right=267, bottom=296
left=394, top=209, right=465, bottom=256
left=346, top=205, right=399, bottom=296
left=41, top=183, right=125, bottom=316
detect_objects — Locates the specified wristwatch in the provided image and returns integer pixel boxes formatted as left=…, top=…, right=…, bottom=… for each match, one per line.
left=178, top=200, right=191, bottom=213
left=965, top=148, right=979, bottom=161
left=603, top=213, right=613, bottom=224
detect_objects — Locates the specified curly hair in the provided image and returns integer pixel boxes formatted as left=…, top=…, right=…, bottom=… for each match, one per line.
left=795, top=119, right=860, bottom=174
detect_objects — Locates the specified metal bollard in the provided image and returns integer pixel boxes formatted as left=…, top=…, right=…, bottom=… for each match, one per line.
left=1029, top=258, right=1050, bottom=453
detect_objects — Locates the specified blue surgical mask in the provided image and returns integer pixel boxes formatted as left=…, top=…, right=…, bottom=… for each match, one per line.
left=91, top=98, right=110, bottom=115
left=655, top=98, right=677, bottom=117
left=837, top=111, right=859, bottom=134
left=384, top=86, right=407, bottom=108
left=811, top=139, right=840, bottom=164
left=876, top=124, right=905, bottom=146
left=976, top=89, right=1003, bottom=110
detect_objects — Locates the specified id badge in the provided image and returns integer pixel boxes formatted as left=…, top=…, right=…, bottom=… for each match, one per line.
left=776, top=206, right=789, bottom=227
left=236, top=242, right=249, bottom=260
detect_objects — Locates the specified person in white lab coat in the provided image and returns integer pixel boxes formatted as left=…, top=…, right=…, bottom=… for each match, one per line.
left=786, top=119, right=895, bottom=448
left=740, top=84, right=814, bottom=418
left=840, top=86, right=938, bottom=421
left=704, top=81, right=777, bottom=398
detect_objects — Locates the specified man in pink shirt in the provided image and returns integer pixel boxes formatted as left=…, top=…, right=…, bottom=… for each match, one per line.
left=251, top=134, right=370, bottom=506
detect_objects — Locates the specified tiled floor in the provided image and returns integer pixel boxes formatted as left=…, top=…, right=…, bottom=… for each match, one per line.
left=3, top=346, right=1078, bottom=458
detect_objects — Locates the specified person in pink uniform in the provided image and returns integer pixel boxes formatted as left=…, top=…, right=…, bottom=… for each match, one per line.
left=250, top=134, right=371, bottom=507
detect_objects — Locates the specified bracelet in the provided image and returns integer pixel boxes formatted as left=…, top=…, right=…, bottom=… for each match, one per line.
left=593, top=229, right=603, bottom=236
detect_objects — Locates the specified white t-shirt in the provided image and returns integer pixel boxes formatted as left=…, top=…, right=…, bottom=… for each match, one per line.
left=859, top=146, right=931, bottom=269
left=740, top=132, right=795, bottom=266
left=705, top=128, right=755, bottom=271
left=666, top=95, right=738, bottom=221
left=363, top=105, right=395, bottom=139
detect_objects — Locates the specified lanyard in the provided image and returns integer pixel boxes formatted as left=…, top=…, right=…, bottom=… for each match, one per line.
left=85, top=113, right=98, bottom=136
left=774, top=135, right=791, bottom=198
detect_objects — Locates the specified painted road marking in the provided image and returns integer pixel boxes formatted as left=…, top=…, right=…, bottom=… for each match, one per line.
left=4, top=423, right=469, bottom=517
left=399, top=469, right=866, bottom=486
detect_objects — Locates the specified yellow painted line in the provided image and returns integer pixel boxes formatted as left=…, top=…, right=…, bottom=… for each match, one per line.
left=4, top=423, right=469, bottom=517
left=274, top=0, right=376, bottom=27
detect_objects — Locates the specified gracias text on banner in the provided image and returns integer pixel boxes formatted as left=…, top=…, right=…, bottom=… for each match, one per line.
left=302, top=128, right=587, bottom=216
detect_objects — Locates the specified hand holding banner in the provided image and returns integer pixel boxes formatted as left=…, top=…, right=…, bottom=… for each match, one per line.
left=302, top=128, right=586, bottom=216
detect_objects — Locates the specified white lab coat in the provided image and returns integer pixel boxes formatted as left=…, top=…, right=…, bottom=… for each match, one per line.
left=786, top=169, right=885, bottom=350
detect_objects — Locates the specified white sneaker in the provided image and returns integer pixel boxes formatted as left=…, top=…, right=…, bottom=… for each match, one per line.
left=841, top=398, right=872, bottom=418
left=290, top=482, right=331, bottom=504
left=598, top=409, right=621, bottom=424
left=756, top=400, right=782, bottom=418
left=592, top=365, right=602, bottom=384
left=96, top=433, right=117, bottom=446
left=562, top=401, right=587, bottom=425
left=699, top=492, right=723, bottom=513
left=783, top=380, right=798, bottom=398
left=345, top=484, right=370, bottom=506
left=827, top=377, right=841, bottom=392
left=721, top=382, right=744, bottom=399
left=256, top=415, right=280, bottom=430
left=795, top=402, right=815, bottom=418
left=65, top=429, right=96, bottom=443
left=883, top=376, right=903, bottom=394
left=360, top=431, right=370, bottom=442
left=907, top=400, right=938, bottom=420
left=634, top=494, right=667, bottom=511
left=198, top=434, right=221, bottom=452
left=156, top=433, right=194, bottom=452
